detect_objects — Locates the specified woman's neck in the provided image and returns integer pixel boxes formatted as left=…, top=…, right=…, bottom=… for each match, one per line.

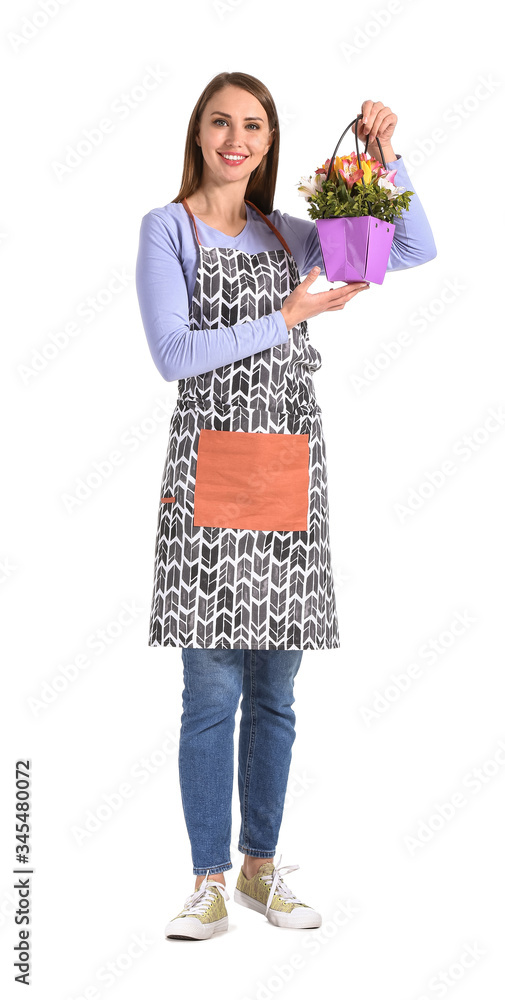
left=186, top=187, right=248, bottom=227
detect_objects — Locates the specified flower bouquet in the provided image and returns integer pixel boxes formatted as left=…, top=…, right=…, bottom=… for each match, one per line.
left=298, top=114, right=414, bottom=284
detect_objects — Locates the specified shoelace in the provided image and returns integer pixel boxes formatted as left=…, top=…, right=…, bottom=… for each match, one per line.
left=181, top=871, right=229, bottom=916
left=261, top=854, right=303, bottom=913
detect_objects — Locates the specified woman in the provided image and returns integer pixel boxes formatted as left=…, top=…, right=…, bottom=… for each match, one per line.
left=135, top=72, right=437, bottom=941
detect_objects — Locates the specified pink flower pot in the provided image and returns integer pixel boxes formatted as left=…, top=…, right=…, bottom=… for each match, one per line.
left=315, top=215, right=396, bottom=285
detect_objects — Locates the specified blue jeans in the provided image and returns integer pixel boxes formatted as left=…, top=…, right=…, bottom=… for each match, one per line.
left=178, top=648, right=303, bottom=875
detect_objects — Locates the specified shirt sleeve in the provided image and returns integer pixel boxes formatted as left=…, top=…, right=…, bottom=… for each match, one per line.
left=135, top=211, right=289, bottom=382
left=299, top=154, right=437, bottom=275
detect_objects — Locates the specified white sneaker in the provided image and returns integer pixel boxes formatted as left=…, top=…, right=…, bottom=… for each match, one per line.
left=234, top=854, right=322, bottom=928
left=165, top=871, right=229, bottom=940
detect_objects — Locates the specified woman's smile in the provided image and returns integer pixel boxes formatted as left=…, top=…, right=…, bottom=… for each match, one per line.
left=217, top=151, right=249, bottom=165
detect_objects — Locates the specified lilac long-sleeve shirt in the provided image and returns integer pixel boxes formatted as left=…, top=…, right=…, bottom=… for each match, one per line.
left=136, top=154, right=436, bottom=382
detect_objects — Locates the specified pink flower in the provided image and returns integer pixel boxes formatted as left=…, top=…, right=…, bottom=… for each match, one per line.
left=315, top=158, right=332, bottom=176
left=368, top=157, right=385, bottom=177
left=339, top=168, right=364, bottom=188
left=382, top=168, right=397, bottom=185
left=338, top=156, right=363, bottom=188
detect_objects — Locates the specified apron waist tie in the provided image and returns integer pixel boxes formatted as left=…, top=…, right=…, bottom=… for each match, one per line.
left=175, top=398, right=321, bottom=417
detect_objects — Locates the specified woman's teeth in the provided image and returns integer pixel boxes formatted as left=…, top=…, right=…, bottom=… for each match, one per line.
left=219, top=152, right=247, bottom=162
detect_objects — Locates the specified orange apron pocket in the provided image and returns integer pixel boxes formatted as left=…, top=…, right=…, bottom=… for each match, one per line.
left=193, top=428, right=309, bottom=530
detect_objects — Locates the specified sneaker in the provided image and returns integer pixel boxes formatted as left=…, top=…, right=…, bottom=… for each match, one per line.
left=165, top=871, right=229, bottom=940
left=234, top=854, right=322, bottom=928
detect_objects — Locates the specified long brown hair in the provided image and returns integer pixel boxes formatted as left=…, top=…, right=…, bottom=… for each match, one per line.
left=171, top=72, right=279, bottom=216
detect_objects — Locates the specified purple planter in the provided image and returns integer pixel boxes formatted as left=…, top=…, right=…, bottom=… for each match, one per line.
left=315, top=215, right=396, bottom=285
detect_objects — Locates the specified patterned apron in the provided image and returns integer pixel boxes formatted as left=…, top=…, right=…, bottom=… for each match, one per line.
left=148, top=197, right=340, bottom=650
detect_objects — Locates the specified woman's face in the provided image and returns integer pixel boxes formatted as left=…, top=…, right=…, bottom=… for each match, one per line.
left=196, top=85, right=273, bottom=183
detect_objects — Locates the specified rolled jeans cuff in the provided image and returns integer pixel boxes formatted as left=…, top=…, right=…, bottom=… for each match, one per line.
left=238, top=844, right=277, bottom=858
left=192, top=860, right=233, bottom=876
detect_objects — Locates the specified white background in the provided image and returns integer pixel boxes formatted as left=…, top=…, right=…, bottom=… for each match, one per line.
left=1, top=0, right=503, bottom=997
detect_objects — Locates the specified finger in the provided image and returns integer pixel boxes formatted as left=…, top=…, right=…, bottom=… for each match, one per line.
left=362, top=101, right=384, bottom=136
left=327, top=291, right=367, bottom=310
left=336, top=280, right=369, bottom=288
left=324, top=290, right=367, bottom=308
left=329, top=283, right=368, bottom=296
left=364, top=108, right=389, bottom=140
left=330, top=283, right=369, bottom=297
left=367, top=109, right=394, bottom=144
left=354, top=116, right=368, bottom=142
left=316, top=288, right=365, bottom=306
left=301, top=266, right=321, bottom=283
left=331, top=285, right=367, bottom=297
left=354, top=103, right=372, bottom=140
left=361, top=99, right=374, bottom=123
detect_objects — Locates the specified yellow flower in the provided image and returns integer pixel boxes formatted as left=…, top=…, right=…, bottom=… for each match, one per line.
left=324, top=155, right=342, bottom=181
left=357, top=158, right=372, bottom=185
left=333, top=155, right=343, bottom=174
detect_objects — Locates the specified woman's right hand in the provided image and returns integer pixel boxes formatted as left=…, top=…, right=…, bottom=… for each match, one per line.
left=280, top=267, right=370, bottom=330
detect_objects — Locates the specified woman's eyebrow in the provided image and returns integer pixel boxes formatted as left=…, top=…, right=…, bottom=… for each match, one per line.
left=209, top=110, right=264, bottom=121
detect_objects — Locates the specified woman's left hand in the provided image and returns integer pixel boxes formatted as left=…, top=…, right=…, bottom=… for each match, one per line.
left=352, top=100, right=397, bottom=149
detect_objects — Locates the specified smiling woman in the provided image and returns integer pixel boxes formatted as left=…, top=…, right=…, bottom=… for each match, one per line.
left=135, top=69, right=437, bottom=940
left=183, top=89, right=275, bottom=232
left=139, top=73, right=343, bottom=651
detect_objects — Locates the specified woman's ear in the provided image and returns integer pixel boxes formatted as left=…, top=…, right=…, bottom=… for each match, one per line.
left=265, top=127, right=275, bottom=154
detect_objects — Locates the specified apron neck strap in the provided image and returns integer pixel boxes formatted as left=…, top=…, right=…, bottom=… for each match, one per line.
left=181, top=196, right=293, bottom=257
left=182, top=197, right=202, bottom=246
left=245, top=200, right=292, bottom=257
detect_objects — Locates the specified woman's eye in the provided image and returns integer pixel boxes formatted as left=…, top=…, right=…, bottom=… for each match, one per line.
left=212, top=119, right=259, bottom=130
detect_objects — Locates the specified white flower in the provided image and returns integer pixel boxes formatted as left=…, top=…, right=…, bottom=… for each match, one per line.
left=297, top=172, right=325, bottom=200
left=377, top=177, right=406, bottom=201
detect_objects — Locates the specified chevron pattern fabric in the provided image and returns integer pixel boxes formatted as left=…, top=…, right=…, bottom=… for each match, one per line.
left=148, top=241, right=340, bottom=649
